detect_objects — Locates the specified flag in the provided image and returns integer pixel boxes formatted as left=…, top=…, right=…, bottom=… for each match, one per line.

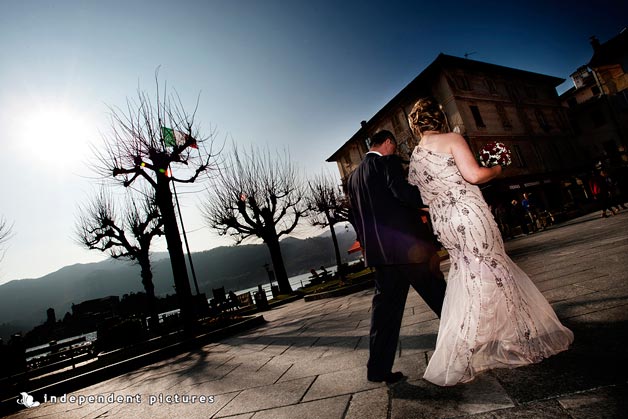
left=161, top=127, right=198, bottom=149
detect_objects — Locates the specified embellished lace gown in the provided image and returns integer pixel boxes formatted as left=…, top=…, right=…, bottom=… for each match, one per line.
left=408, top=145, right=574, bottom=386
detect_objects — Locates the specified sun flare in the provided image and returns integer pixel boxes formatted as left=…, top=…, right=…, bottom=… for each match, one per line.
left=16, top=105, right=96, bottom=171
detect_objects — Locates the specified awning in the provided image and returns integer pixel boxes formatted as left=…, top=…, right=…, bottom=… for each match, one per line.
left=347, top=240, right=362, bottom=254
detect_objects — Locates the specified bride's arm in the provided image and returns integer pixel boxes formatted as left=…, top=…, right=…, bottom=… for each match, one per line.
left=448, top=133, right=502, bottom=184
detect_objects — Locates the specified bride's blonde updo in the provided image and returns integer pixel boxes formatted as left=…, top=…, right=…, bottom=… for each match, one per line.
left=408, top=97, right=445, bottom=136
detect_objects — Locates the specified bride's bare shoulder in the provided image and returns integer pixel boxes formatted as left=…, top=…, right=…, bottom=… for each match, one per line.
left=434, top=132, right=466, bottom=150
left=421, top=132, right=462, bottom=153
left=442, top=132, right=465, bottom=142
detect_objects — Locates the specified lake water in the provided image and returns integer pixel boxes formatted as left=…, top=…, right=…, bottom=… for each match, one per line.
left=25, top=332, right=98, bottom=354
left=25, top=331, right=97, bottom=361
left=236, top=269, right=323, bottom=299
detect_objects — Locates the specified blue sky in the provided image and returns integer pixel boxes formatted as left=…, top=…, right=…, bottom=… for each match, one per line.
left=0, top=0, right=625, bottom=284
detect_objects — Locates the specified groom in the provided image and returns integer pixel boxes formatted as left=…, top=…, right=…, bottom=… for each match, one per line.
left=347, top=130, right=446, bottom=384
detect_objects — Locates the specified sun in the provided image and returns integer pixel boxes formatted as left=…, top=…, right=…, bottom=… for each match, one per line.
left=15, top=105, right=96, bottom=171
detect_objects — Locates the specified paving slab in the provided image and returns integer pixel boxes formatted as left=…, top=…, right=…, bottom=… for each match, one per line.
left=301, top=366, right=381, bottom=402
left=558, top=383, right=628, bottom=419
left=250, top=395, right=350, bottom=419
left=463, top=399, right=571, bottom=418
left=310, top=335, right=361, bottom=352
left=541, top=281, right=600, bottom=304
left=390, top=375, right=514, bottom=419
left=398, top=333, right=438, bottom=360
left=215, top=376, right=315, bottom=417
left=344, top=387, right=389, bottom=419
left=275, top=349, right=368, bottom=383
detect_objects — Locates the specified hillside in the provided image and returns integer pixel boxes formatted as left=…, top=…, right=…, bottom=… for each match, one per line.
left=0, top=228, right=359, bottom=340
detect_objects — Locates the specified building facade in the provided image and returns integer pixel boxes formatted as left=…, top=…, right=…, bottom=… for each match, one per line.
left=328, top=54, right=586, bottom=215
left=560, top=29, right=628, bottom=169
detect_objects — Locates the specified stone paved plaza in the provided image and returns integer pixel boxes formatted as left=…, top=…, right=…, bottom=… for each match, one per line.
left=5, top=211, right=628, bottom=419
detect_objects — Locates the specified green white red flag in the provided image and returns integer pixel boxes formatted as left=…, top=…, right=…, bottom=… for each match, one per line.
left=161, top=127, right=198, bottom=149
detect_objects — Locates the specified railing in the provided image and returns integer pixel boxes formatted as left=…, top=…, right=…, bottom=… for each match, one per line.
left=26, top=338, right=95, bottom=374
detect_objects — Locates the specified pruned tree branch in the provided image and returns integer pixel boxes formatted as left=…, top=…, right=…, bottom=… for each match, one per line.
left=0, top=216, right=14, bottom=264
left=92, top=79, right=219, bottom=190
left=202, top=145, right=307, bottom=241
left=306, top=172, right=350, bottom=229
left=305, top=171, right=351, bottom=280
left=75, top=188, right=164, bottom=262
left=75, top=186, right=164, bottom=325
left=200, top=145, right=307, bottom=294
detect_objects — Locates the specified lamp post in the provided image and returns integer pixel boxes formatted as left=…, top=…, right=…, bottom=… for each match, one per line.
left=263, top=263, right=278, bottom=298
left=263, top=263, right=275, bottom=287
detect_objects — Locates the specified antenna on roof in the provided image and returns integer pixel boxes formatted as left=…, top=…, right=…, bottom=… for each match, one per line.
left=464, top=51, right=477, bottom=59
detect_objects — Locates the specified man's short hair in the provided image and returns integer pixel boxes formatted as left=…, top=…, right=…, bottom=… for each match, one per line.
left=370, top=130, right=396, bottom=147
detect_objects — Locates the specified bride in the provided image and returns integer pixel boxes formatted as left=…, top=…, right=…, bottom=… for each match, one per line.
left=406, top=97, right=573, bottom=386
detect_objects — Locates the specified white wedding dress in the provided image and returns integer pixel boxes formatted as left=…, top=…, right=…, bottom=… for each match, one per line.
left=408, top=145, right=574, bottom=386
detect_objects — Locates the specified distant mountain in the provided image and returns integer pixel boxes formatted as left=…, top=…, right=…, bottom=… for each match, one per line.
left=0, top=227, right=359, bottom=340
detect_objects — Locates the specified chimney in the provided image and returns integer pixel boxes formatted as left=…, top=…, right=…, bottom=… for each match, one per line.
left=590, top=36, right=601, bottom=51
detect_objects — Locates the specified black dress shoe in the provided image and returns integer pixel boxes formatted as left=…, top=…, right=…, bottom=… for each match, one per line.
left=367, top=371, right=406, bottom=384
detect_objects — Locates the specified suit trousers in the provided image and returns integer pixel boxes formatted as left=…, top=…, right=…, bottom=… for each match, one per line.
left=367, top=262, right=447, bottom=377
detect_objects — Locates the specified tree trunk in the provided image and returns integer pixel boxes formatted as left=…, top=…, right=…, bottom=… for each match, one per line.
left=328, top=216, right=345, bottom=280
left=265, top=234, right=293, bottom=295
left=138, top=253, right=159, bottom=329
left=155, top=177, right=194, bottom=328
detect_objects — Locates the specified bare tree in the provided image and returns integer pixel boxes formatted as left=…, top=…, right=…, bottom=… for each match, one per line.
left=306, top=173, right=350, bottom=280
left=76, top=188, right=164, bottom=326
left=93, top=79, right=219, bottom=328
left=0, top=216, right=13, bottom=264
left=201, top=146, right=306, bottom=295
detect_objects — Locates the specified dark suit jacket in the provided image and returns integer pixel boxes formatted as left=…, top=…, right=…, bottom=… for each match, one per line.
left=347, top=153, right=436, bottom=267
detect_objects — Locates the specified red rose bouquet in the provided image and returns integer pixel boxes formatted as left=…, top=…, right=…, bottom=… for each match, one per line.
left=478, top=142, right=512, bottom=167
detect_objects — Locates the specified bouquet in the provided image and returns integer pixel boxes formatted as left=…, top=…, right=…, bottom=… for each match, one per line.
left=478, top=142, right=512, bottom=167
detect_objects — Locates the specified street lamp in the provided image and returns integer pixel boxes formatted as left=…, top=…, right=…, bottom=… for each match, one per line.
left=263, top=263, right=277, bottom=298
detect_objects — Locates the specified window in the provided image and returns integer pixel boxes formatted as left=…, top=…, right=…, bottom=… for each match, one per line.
left=469, top=105, right=485, bottom=128
left=518, top=108, right=532, bottom=132
left=570, top=116, right=581, bottom=136
left=619, top=89, right=628, bottom=109
left=591, top=86, right=600, bottom=96
left=525, top=86, right=538, bottom=99
left=535, top=109, right=551, bottom=132
left=397, top=141, right=411, bottom=157
left=533, top=144, right=546, bottom=169
left=485, top=78, right=497, bottom=94
left=507, top=84, right=520, bottom=102
left=591, top=110, right=606, bottom=128
left=549, top=143, right=562, bottom=167
left=392, top=111, right=403, bottom=134
left=512, top=144, right=527, bottom=168
left=455, top=75, right=471, bottom=91
left=495, top=104, right=512, bottom=129
left=342, top=154, right=352, bottom=170
left=554, top=109, right=567, bottom=131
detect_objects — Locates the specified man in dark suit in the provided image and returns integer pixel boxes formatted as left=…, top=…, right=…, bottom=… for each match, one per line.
left=347, top=130, right=446, bottom=384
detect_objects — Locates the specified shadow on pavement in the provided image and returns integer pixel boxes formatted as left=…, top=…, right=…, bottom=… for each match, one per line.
left=490, top=318, right=628, bottom=403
